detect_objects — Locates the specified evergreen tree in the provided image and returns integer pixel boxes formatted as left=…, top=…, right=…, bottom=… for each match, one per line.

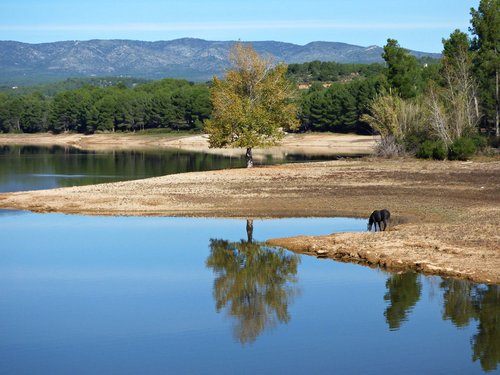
left=470, top=0, right=500, bottom=137
left=382, top=39, right=423, bottom=99
left=20, top=92, right=49, bottom=133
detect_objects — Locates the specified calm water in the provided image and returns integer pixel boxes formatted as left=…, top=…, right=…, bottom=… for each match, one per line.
left=1, top=146, right=499, bottom=374
left=0, top=145, right=339, bottom=192
left=1, top=212, right=499, bottom=374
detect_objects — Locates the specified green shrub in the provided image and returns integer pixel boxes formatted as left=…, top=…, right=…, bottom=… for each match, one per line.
left=469, top=134, right=488, bottom=150
left=416, top=140, right=434, bottom=159
left=448, top=137, right=477, bottom=160
left=432, top=141, right=448, bottom=160
left=417, top=140, right=447, bottom=160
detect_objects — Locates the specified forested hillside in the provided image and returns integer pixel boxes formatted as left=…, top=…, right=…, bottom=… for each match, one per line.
left=0, top=79, right=211, bottom=133
left=0, top=77, right=149, bottom=96
left=0, top=62, right=391, bottom=135
left=0, top=38, right=440, bottom=85
left=0, top=0, right=498, bottom=158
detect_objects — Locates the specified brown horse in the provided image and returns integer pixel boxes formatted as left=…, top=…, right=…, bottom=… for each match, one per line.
left=367, top=209, right=391, bottom=231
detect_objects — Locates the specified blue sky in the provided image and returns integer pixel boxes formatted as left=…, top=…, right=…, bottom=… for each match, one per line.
left=0, top=0, right=479, bottom=52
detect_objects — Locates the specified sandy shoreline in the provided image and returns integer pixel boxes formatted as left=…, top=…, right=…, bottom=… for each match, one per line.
left=1, top=133, right=499, bottom=284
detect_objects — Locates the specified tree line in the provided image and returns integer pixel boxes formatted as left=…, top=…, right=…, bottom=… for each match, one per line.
left=0, top=62, right=391, bottom=135
left=361, top=0, right=499, bottom=159
left=0, top=78, right=211, bottom=134
left=286, top=60, right=387, bottom=82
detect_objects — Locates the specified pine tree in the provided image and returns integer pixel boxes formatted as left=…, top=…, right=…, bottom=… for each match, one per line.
left=470, top=0, right=500, bottom=137
left=382, top=39, right=423, bottom=99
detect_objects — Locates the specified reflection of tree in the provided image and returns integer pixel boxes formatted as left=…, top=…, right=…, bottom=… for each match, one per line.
left=440, top=280, right=500, bottom=372
left=383, top=272, right=422, bottom=330
left=206, top=220, right=300, bottom=344
left=471, top=286, right=500, bottom=373
left=440, top=279, right=477, bottom=327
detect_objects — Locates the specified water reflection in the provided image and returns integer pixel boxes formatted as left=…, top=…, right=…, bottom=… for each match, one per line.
left=0, top=145, right=246, bottom=192
left=0, top=212, right=498, bottom=373
left=206, top=220, right=300, bottom=344
left=441, top=282, right=500, bottom=373
left=441, top=278, right=478, bottom=328
left=471, top=286, right=500, bottom=372
left=384, top=273, right=500, bottom=372
left=0, top=145, right=344, bottom=192
left=384, top=272, right=422, bottom=330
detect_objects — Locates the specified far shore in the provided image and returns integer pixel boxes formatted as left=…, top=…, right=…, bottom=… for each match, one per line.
left=0, top=132, right=378, bottom=159
left=1, top=132, right=499, bottom=284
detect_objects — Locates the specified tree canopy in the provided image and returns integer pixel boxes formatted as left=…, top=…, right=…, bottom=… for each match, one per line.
left=0, top=78, right=211, bottom=134
left=382, top=39, right=424, bottom=99
left=204, top=43, right=299, bottom=167
left=470, top=0, right=500, bottom=136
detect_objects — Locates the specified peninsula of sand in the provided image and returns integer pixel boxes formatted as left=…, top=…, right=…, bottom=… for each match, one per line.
left=1, top=133, right=499, bottom=284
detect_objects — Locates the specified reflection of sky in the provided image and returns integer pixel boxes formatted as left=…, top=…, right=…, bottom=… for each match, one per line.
left=0, top=176, right=60, bottom=192
left=0, top=212, right=488, bottom=374
left=0, top=174, right=131, bottom=193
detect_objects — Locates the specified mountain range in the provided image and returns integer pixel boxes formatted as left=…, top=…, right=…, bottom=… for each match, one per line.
left=0, top=38, right=441, bottom=85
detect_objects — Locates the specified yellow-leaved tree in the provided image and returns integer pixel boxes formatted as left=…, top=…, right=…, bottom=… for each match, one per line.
left=204, top=43, right=300, bottom=167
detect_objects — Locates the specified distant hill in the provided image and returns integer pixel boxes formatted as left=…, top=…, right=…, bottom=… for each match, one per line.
left=0, top=38, right=441, bottom=85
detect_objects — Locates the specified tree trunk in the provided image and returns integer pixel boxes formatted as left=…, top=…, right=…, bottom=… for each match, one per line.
left=496, top=68, right=499, bottom=137
left=246, top=148, right=253, bottom=168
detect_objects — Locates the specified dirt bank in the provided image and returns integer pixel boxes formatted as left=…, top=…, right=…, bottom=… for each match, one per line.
left=1, top=157, right=499, bottom=284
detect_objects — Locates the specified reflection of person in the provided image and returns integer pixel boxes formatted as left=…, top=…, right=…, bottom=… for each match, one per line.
left=206, top=220, right=300, bottom=344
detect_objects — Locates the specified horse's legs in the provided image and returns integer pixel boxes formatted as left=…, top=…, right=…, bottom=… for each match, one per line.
left=382, top=219, right=387, bottom=231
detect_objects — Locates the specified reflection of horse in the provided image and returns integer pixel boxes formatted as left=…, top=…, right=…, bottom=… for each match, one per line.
left=368, top=209, right=391, bottom=231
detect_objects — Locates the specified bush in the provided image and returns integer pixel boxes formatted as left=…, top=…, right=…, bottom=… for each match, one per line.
left=416, top=140, right=447, bottom=160
left=470, top=134, right=488, bottom=150
left=416, top=140, right=434, bottom=159
left=432, top=141, right=448, bottom=160
left=448, top=137, right=477, bottom=160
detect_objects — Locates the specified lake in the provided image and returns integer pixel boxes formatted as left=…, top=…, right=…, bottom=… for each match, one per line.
left=0, top=146, right=498, bottom=374
left=0, top=145, right=340, bottom=192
